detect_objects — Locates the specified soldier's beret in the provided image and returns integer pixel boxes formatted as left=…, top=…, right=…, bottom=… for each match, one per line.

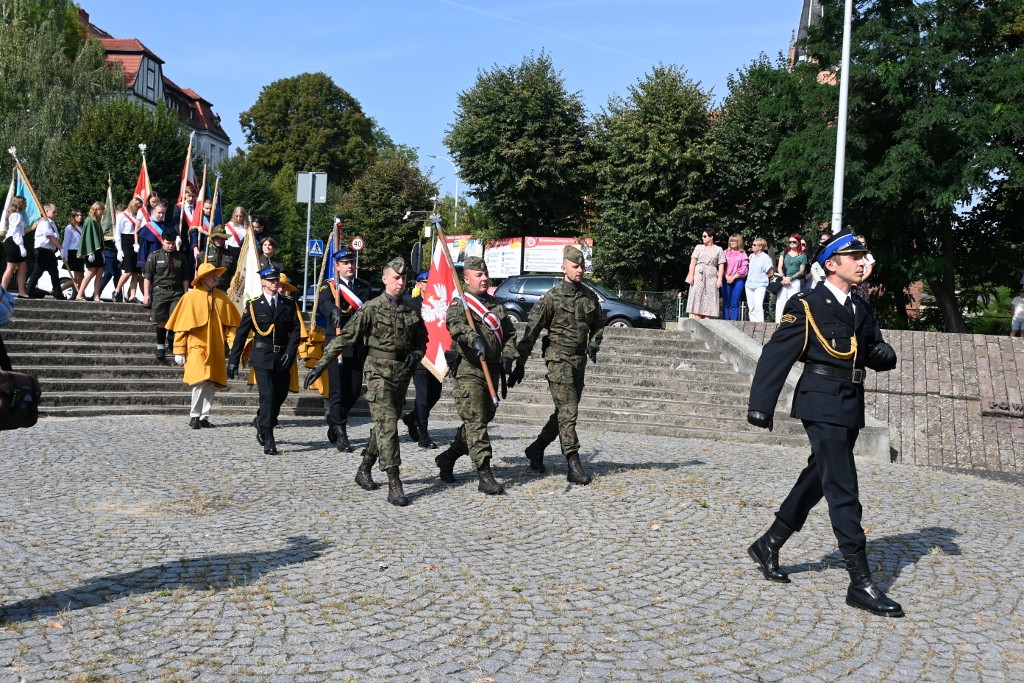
left=462, top=256, right=487, bottom=272
left=258, top=266, right=281, bottom=280
left=384, top=256, right=406, bottom=276
left=333, top=249, right=356, bottom=262
left=816, top=229, right=868, bottom=267
left=563, top=245, right=585, bottom=265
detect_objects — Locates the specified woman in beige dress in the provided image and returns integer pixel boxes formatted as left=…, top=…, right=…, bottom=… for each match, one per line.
left=685, top=230, right=725, bottom=319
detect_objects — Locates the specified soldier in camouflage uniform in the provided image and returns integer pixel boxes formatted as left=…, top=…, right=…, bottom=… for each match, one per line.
left=304, top=257, right=427, bottom=506
left=509, top=246, right=604, bottom=484
left=434, top=257, right=518, bottom=494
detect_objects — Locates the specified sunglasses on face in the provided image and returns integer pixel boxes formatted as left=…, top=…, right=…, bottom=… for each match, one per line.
left=789, top=240, right=798, bottom=244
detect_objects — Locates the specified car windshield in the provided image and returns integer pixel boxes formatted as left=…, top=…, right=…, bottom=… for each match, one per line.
left=584, top=279, right=618, bottom=300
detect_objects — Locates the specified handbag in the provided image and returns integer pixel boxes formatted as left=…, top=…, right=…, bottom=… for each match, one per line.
left=765, top=274, right=784, bottom=295
left=0, top=370, right=41, bottom=430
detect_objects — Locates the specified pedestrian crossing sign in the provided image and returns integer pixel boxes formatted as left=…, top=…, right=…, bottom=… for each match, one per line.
left=308, top=239, right=324, bottom=257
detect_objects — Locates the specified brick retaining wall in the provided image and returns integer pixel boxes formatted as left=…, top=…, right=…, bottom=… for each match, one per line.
left=732, top=323, right=1024, bottom=474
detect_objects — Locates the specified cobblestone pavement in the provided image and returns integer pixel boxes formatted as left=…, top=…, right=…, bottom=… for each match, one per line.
left=1, top=415, right=1022, bottom=682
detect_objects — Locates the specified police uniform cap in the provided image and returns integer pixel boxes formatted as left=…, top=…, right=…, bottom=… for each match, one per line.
left=258, top=266, right=281, bottom=280
left=815, top=229, right=869, bottom=267
left=384, top=256, right=407, bottom=276
left=333, top=249, right=357, bottom=262
left=416, top=270, right=430, bottom=282
left=563, top=245, right=585, bottom=265
left=462, top=256, right=487, bottom=273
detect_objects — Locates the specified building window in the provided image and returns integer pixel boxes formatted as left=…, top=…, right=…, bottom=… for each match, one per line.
left=147, top=68, right=155, bottom=89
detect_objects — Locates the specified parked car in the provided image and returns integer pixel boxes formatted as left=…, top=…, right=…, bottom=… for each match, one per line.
left=493, top=275, right=664, bottom=329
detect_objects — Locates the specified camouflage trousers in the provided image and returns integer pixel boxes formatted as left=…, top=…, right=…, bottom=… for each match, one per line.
left=448, top=363, right=499, bottom=469
left=536, top=356, right=587, bottom=456
left=363, top=358, right=413, bottom=471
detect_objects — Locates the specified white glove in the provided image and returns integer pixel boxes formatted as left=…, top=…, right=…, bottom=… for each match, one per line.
left=174, top=354, right=186, bottom=366
left=19, top=246, right=27, bottom=258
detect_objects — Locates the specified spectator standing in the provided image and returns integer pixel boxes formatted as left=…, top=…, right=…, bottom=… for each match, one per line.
left=775, top=233, right=808, bottom=323
left=1011, top=287, right=1024, bottom=338
left=852, top=234, right=875, bottom=300
left=61, top=209, right=85, bottom=297
left=114, top=197, right=143, bottom=303
left=26, top=204, right=67, bottom=300
left=722, top=234, right=749, bottom=321
left=684, top=230, right=725, bottom=319
left=2, top=196, right=30, bottom=298
left=77, top=201, right=106, bottom=302
left=744, top=238, right=775, bottom=323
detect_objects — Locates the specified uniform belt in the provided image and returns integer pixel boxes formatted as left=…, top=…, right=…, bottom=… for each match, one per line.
left=803, top=362, right=863, bottom=384
left=158, top=285, right=183, bottom=291
left=254, top=341, right=285, bottom=353
left=549, top=342, right=586, bottom=355
left=367, top=349, right=402, bottom=360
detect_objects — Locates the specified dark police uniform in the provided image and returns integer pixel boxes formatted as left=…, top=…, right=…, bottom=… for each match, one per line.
left=746, top=230, right=903, bottom=618
left=316, top=250, right=373, bottom=452
left=401, top=271, right=443, bottom=449
left=228, top=269, right=302, bottom=454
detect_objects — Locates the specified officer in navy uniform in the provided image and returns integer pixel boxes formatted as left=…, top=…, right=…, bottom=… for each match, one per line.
left=227, top=267, right=302, bottom=455
left=746, top=230, right=903, bottom=618
left=316, top=249, right=373, bottom=452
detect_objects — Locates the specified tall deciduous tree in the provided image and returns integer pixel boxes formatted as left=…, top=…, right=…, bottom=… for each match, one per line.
left=777, top=0, right=1024, bottom=331
left=445, top=52, right=592, bottom=237
left=0, top=0, right=122, bottom=200
left=590, top=65, right=714, bottom=290
left=217, top=151, right=281, bottom=236
left=239, top=72, right=377, bottom=188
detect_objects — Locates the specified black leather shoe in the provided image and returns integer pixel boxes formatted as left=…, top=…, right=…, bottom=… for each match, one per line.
left=189, top=417, right=201, bottom=430
left=263, top=429, right=278, bottom=455
left=327, top=424, right=338, bottom=444
left=748, top=518, right=794, bottom=583
left=155, top=347, right=165, bottom=360
left=199, top=418, right=212, bottom=428
left=525, top=441, right=546, bottom=473
left=336, top=424, right=352, bottom=453
left=113, top=292, right=124, bottom=303
left=418, top=421, right=437, bottom=449
left=844, top=551, right=904, bottom=617
left=252, top=418, right=266, bottom=447
left=402, top=413, right=420, bottom=441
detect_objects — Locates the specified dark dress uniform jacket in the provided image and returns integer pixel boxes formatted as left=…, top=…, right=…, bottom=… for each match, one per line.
left=317, top=278, right=373, bottom=359
left=748, top=284, right=891, bottom=429
left=229, top=294, right=302, bottom=372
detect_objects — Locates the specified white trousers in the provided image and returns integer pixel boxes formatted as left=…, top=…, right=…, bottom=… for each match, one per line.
left=775, top=280, right=802, bottom=323
left=190, top=381, right=217, bottom=418
left=745, top=286, right=767, bottom=323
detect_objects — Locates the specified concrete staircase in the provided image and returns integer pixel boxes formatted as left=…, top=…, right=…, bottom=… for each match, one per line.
left=2, top=298, right=809, bottom=448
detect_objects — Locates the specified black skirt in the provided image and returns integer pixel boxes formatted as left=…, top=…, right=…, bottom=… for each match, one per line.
left=120, top=235, right=139, bottom=273
left=66, top=249, right=84, bottom=273
left=3, top=237, right=25, bottom=264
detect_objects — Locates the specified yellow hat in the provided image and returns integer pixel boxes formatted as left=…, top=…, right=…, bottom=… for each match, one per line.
left=191, top=261, right=227, bottom=288
left=278, top=272, right=297, bottom=293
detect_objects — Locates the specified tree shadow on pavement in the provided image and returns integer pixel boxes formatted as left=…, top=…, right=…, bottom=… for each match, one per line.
left=0, top=535, right=326, bottom=624
left=789, top=526, right=963, bottom=589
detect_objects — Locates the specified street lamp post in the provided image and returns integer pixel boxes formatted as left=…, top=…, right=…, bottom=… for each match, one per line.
left=427, top=155, right=458, bottom=234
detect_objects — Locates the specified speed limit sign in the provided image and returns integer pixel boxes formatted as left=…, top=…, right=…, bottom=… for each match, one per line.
left=350, top=236, right=364, bottom=252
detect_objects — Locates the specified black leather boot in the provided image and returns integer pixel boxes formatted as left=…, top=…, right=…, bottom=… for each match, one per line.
left=386, top=466, right=409, bottom=506
left=263, top=428, right=278, bottom=455
left=524, top=440, right=547, bottom=473
left=748, top=518, right=794, bottom=583
left=418, top=421, right=437, bottom=449
left=476, top=459, right=505, bottom=495
left=565, top=453, right=592, bottom=485
left=435, top=448, right=459, bottom=483
left=354, top=450, right=380, bottom=491
left=326, top=423, right=338, bottom=444
left=336, top=424, right=352, bottom=453
left=253, top=417, right=266, bottom=447
left=844, top=551, right=904, bottom=617
left=402, top=413, right=419, bottom=441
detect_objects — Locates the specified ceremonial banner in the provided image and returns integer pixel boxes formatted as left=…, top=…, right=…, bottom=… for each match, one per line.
left=100, top=178, right=116, bottom=239
left=176, top=133, right=197, bottom=209
left=227, top=226, right=263, bottom=314
left=420, top=238, right=460, bottom=382
left=189, top=164, right=207, bottom=231
left=522, top=236, right=593, bottom=274
left=483, top=237, right=523, bottom=278
left=134, top=159, right=151, bottom=206
left=1, top=165, right=43, bottom=234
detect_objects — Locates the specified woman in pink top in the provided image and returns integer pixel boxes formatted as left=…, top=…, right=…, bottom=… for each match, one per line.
left=722, top=234, right=749, bottom=321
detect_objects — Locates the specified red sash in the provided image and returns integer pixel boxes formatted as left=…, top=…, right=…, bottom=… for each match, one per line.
left=334, top=280, right=363, bottom=310
left=462, top=292, right=502, bottom=345
left=225, top=222, right=244, bottom=244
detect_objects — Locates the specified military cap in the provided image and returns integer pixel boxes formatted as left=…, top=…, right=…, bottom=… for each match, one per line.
left=258, top=266, right=281, bottom=280
left=384, top=256, right=407, bottom=276
left=416, top=270, right=430, bottom=282
left=462, top=256, right=488, bottom=272
left=161, top=229, right=177, bottom=242
left=563, top=245, right=585, bottom=265
left=333, top=249, right=356, bottom=262
left=208, top=226, right=229, bottom=240
left=815, top=229, right=869, bottom=267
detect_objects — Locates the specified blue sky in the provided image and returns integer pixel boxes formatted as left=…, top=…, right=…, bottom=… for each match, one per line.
left=81, top=0, right=802, bottom=182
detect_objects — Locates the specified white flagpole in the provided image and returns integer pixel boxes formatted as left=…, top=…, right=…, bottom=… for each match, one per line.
left=830, top=0, right=854, bottom=234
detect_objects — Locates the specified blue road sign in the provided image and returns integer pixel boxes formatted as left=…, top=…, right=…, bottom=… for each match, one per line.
left=308, top=239, right=324, bottom=257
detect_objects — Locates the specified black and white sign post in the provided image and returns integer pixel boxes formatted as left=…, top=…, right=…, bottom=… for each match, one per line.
left=297, top=172, right=327, bottom=312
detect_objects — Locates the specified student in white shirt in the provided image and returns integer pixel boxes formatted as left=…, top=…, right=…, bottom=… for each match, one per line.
left=62, top=209, right=85, bottom=295
left=2, top=195, right=31, bottom=298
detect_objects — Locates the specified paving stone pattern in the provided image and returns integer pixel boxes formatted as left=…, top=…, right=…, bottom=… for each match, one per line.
left=734, top=322, right=1024, bottom=474
left=1, top=416, right=1022, bottom=681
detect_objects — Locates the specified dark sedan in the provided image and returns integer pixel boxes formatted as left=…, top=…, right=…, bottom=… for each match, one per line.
left=493, top=275, right=664, bottom=329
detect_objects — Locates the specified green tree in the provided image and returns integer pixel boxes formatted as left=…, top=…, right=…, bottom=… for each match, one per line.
left=590, top=65, right=715, bottom=290
left=777, top=0, right=1024, bottom=331
left=267, top=164, right=345, bottom=278
left=445, top=52, right=592, bottom=237
left=49, top=98, right=189, bottom=213
left=216, top=151, right=281, bottom=233
left=0, top=0, right=122, bottom=201
left=335, top=155, right=436, bottom=276
left=709, top=56, right=811, bottom=249
left=239, top=72, right=377, bottom=187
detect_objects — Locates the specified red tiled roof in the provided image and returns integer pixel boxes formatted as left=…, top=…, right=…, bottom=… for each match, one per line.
left=99, top=38, right=164, bottom=64
left=105, top=53, right=142, bottom=88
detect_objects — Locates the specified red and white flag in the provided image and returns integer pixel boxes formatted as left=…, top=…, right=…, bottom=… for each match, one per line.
left=177, top=133, right=197, bottom=209
left=419, top=238, right=460, bottom=382
left=134, top=158, right=152, bottom=222
left=336, top=281, right=363, bottom=310
left=189, top=163, right=207, bottom=231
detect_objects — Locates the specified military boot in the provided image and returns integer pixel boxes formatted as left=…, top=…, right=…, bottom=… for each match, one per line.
left=748, top=518, right=794, bottom=583
left=386, top=466, right=409, bottom=507
left=844, top=551, right=904, bottom=617
left=418, top=421, right=438, bottom=449
left=565, top=453, right=592, bottom=485
left=354, top=450, right=380, bottom=491
left=524, top=440, right=547, bottom=473
left=435, top=448, right=460, bottom=483
left=263, top=428, right=278, bottom=455
left=401, top=413, right=420, bottom=441
left=476, top=458, right=505, bottom=495
left=336, top=423, right=352, bottom=453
